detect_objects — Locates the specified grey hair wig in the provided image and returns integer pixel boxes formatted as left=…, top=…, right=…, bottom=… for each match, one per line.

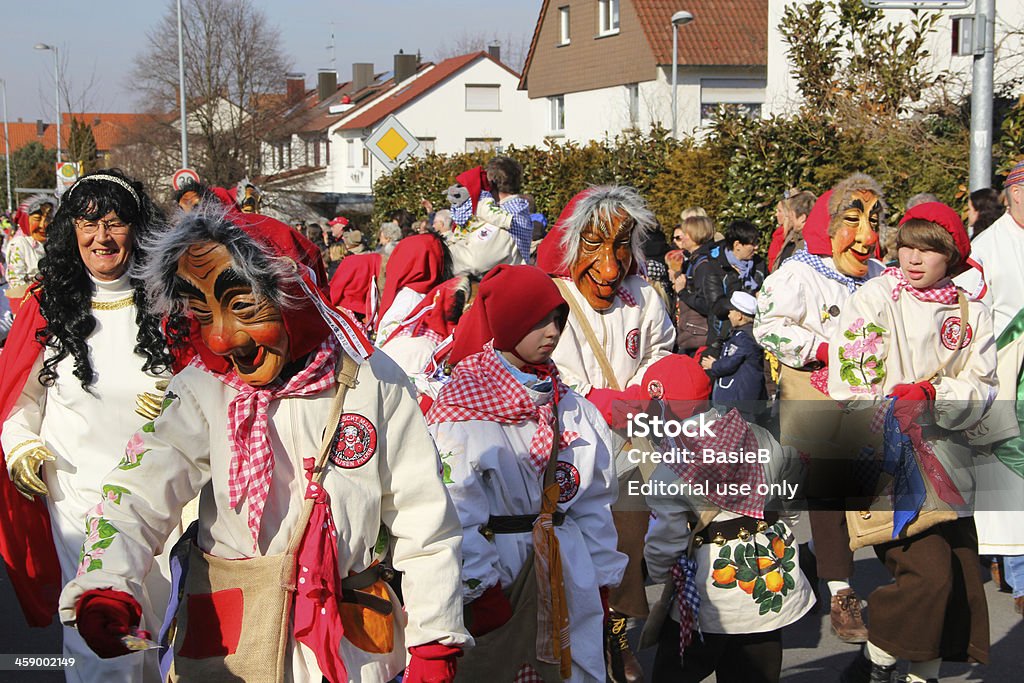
left=134, top=201, right=299, bottom=318
left=557, top=185, right=656, bottom=274
left=827, top=173, right=887, bottom=237
left=25, top=193, right=57, bottom=214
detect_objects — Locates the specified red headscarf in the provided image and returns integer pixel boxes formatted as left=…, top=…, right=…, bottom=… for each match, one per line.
left=328, top=252, right=383, bottom=316
left=898, top=201, right=971, bottom=274
left=455, top=167, right=491, bottom=213
left=535, top=192, right=586, bottom=276
left=379, top=234, right=446, bottom=317
left=382, top=276, right=468, bottom=344
left=801, top=190, right=834, bottom=257
left=449, top=265, right=567, bottom=365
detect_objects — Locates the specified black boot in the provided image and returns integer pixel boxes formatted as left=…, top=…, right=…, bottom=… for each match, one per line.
left=840, top=648, right=895, bottom=683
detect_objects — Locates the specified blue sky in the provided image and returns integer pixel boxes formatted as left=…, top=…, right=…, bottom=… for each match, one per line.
left=0, top=1, right=542, bottom=121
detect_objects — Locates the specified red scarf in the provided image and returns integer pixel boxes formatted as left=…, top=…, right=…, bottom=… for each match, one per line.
left=427, top=344, right=577, bottom=474
left=211, top=339, right=338, bottom=549
left=883, top=267, right=959, bottom=305
left=293, top=457, right=347, bottom=683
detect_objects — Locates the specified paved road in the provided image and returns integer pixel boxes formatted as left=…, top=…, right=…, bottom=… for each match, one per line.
left=1, top=518, right=1020, bottom=682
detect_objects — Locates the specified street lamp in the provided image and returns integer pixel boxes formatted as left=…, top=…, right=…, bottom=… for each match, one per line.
left=34, top=43, right=61, bottom=169
left=1, top=79, right=12, bottom=212
left=671, top=10, right=694, bottom=139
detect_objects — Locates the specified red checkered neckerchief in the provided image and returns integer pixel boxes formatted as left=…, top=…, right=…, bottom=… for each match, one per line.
left=426, top=342, right=578, bottom=475
left=556, top=275, right=638, bottom=307
left=883, top=267, right=958, bottom=305
left=667, top=408, right=767, bottom=518
left=205, top=338, right=338, bottom=550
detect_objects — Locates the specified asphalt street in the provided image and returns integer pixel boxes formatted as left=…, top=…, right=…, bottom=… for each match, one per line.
left=0, top=514, right=1020, bottom=682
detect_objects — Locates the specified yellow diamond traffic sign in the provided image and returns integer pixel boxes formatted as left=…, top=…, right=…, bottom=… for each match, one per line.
left=378, top=128, right=409, bottom=161
left=364, top=114, right=420, bottom=171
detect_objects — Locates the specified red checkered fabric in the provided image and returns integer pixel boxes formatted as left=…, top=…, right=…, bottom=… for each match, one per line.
left=211, top=338, right=338, bottom=549
left=427, top=343, right=577, bottom=475
left=513, top=664, right=545, bottom=683
left=667, top=409, right=767, bottom=518
left=883, top=267, right=959, bottom=304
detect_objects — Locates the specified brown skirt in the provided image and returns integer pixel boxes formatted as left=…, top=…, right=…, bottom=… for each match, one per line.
left=868, top=517, right=989, bottom=663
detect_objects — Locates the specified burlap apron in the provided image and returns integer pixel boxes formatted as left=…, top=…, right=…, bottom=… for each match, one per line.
left=167, top=356, right=359, bottom=682
left=456, top=554, right=562, bottom=682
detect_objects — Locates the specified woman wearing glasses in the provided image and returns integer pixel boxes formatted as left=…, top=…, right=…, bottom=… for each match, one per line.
left=0, top=169, right=188, bottom=682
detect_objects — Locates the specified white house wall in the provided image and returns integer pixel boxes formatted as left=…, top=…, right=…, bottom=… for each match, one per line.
left=765, top=0, right=1024, bottom=117
left=330, top=58, right=534, bottom=194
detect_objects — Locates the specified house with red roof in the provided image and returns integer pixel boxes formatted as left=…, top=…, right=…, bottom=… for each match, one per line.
left=329, top=48, right=532, bottom=195
left=3, top=112, right=148, bottom=164
left=519, top=0, right=769, bottom=141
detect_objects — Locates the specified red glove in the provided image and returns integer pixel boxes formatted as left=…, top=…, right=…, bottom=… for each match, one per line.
left=76, top=589, right=143, bottom=659
left=586, top=386, right=645, bottom=427
left=815, top=342, right=829, bottom=366
left=468, top=583, right=513, bottom=636
left=404, top=642, right=462, bottom=683
left=889, top=381, right=936, bottom=402
left=889, top=381, right=935, bottom=433
left=599, top=586, right=610, bottom=626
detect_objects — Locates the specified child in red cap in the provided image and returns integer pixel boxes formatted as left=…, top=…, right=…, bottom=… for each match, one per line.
left=830, top=201, right=997, bottom=683
left=427, top=264, right=627, bottom=681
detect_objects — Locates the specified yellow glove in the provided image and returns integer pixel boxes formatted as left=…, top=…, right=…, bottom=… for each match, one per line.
left=8, top=445, right=55, bottom=500
left=135, top=379, right=170, bottom=421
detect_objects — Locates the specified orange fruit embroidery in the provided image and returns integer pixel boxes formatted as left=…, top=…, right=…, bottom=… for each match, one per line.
left=765, top=571, right=784, bottom=593
left=738, top=579, right=756, bottom=594
left=771, top=537, right=786, bottom=558
left=711, top=565, right=736, bottom=585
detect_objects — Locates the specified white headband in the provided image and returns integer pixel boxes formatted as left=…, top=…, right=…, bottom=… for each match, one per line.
left=68, top=174, right=141, bottom=209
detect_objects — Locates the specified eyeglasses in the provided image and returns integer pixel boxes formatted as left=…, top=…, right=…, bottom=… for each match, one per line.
left=75, top=218, right=131, bottom=235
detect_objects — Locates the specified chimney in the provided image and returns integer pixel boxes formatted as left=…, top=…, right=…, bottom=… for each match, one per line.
left=36, top=119, right=45, bottom=137
left=317, top=70, right=337, bottom=102
left=352, top=63, right=374, bottom=92
left=393, top=51, right=417, bottom=84
left=487, top=42, right=501, bottom=62
left=286, top=72, right=306, bottom=105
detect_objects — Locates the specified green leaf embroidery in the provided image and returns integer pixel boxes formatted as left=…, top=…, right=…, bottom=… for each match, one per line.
left=464, top=578, right=482, bottom=590
left=87, top=559, right=103, bottom=572
left=101, top=484, right=131, bottom=505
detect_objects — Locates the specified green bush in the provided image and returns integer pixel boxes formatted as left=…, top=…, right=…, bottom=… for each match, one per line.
left=372, top=108, right=990, bottom=251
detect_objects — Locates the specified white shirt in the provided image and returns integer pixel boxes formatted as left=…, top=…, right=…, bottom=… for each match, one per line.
left=57, top=348, right=471, bottom=682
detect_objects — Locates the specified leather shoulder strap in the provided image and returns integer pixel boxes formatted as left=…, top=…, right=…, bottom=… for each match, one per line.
left=285, top=353, right=360, bottom=553
left=552, top=278, right=621, bottom=391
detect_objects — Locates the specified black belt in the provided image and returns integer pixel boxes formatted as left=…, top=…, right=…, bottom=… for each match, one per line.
left=479, top=512, right=565, bottom=539
left=694, top=512, right=780, bottom=547
left=339, top=563, right=395, bottom=615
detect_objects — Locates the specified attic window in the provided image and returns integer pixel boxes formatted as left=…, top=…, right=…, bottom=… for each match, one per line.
left=559, top=6, right=570, bottom=45
left=465, top=85, right=500, bottom=112
left=598, top=0, right=619, bottom=36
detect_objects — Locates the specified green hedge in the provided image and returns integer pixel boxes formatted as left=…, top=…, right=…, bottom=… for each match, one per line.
left=373, top=103, right=1019, bottom=250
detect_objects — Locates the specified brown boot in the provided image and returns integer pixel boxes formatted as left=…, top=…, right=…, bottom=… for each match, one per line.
left=831, top=588, right=869, bottom=643
left=606, top=611, right=645, bottom=682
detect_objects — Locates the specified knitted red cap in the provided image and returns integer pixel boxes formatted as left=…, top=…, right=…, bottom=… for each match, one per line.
left=899, top=201, right=970, bottom=270
left=449, top=265, right=567, bottom=365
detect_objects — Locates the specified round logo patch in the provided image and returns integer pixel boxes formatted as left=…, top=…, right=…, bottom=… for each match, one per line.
left=329, top=413, right=377, bottom=469
left=625, top=328, right=640, bottom=359
left=940, top=316, right=973, bottom=350
left=554, top=462, right=581, bottom=503
left=647, top=379, right=664, bottom=399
